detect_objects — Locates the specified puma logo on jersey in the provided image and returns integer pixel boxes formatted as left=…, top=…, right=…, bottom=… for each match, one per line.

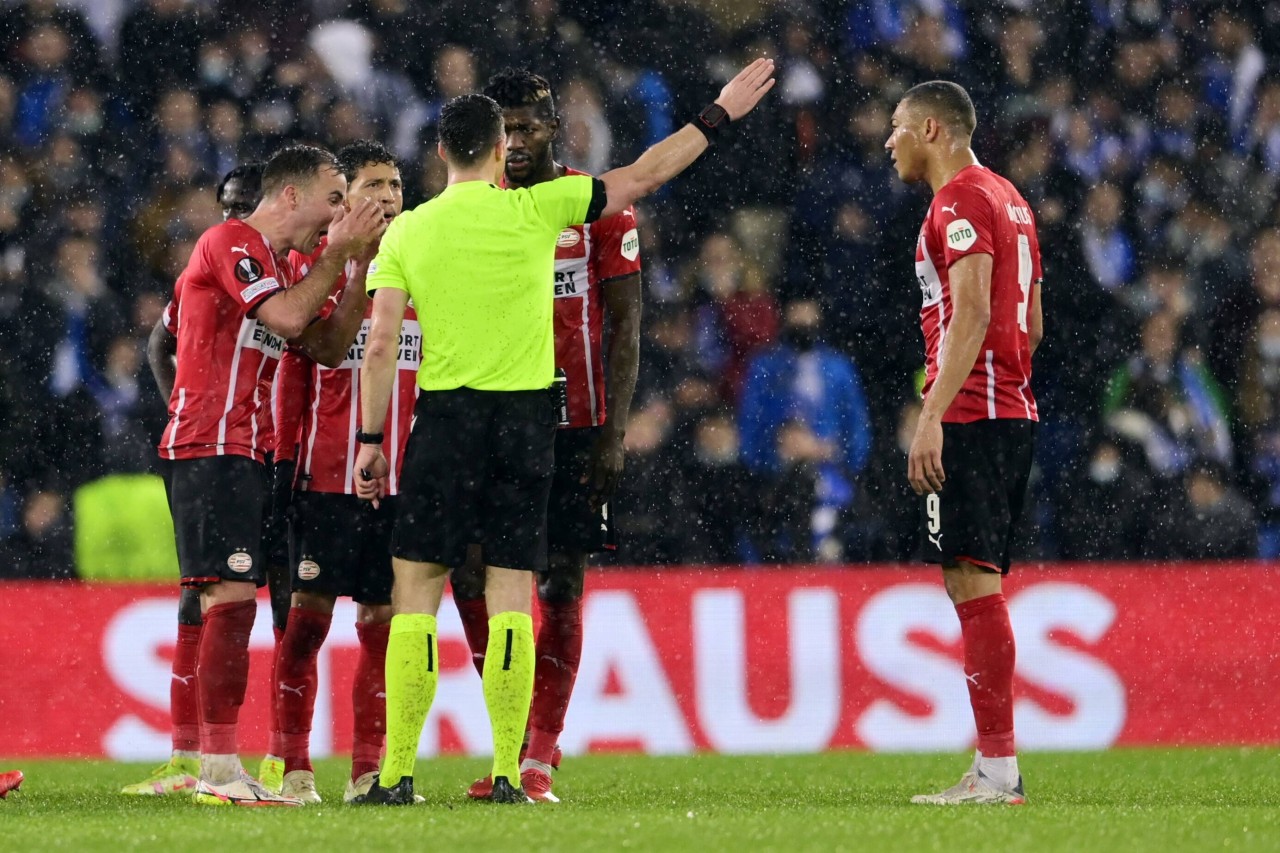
left=172, top=674, right=194, bottom=685
left=942, top=204, right=958, bottom=215
left=230, top=244, right=251, bottom=256
left=928, top=533, right=943, bottom=549
left=279, top=683, right=305, bottom=697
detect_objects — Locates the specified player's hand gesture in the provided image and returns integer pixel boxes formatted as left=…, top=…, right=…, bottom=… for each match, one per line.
left=354, top=442, right=389, bottom=508
left=714, top=58, right=776, bottom=121
left=327, top=200, right=387, bottom=258
left=908, top=415, right=946, bottom=496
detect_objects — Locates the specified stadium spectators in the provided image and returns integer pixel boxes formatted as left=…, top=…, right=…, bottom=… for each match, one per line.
left=0, top=0, right=1278, bottom=566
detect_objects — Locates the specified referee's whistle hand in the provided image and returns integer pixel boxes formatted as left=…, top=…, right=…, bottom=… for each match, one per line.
left=353, top=444, right=389, bottom=507
left=907, top=417, right=946, bottom=496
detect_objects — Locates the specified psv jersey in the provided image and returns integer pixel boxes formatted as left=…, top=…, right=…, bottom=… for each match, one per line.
left=915, top=164, right=1041, bottom=423
left=549, top=167, right=641, bottom=428
left=282, top=245, right=421, bottom=496
left=159, top=219, right=293, bottom=461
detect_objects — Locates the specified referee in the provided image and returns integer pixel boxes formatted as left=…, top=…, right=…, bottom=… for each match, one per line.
left=352, top=58, right=775, bottom=805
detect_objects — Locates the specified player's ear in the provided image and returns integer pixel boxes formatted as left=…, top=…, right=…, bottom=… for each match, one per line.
left=282, top=184, right=298, bottom=209
left=436, top=142, right=447, bottom=162
left=548, top=115, right=561, bottom=139
left=923, top=117, right=941, bottom=143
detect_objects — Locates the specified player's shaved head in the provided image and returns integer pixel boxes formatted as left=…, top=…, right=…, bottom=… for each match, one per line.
left=484, top=68, right=556, bottom=122
left=438, top=94, right=504, bottom=167
left=901, top=80, right=977, bottom=138
left=260, top=144, right=339, bottom=197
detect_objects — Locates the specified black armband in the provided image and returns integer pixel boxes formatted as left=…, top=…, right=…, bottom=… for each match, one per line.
left=584, top=177, right=608, bottom=223
left=691, top=103, right=730, bottom=142
left=355, top=429, right=384, bottom=445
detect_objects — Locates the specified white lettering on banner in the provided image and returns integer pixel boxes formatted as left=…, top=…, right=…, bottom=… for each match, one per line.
left=1011, top=584, right=1126, bottom=749
left=561, top=591, right=694, bottom=754
left=102, top=601, right=337, bottom=760
left=95, top=583, right=1126, bottom=760
left=693, top=589, right=841, bottom=752
left=102, top=600, right=176, bottom=759
left=856, top=585, right=975, bottom=751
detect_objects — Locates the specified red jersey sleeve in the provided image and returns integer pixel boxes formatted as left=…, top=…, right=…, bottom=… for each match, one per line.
left=205, top=222, right=285, bottom=312
left=161, top=299, right=177, bottom=334
left=289, top=241, right=345, bottom=321
left=933, top=182, right=997, bottom=269
left=273, top=348, right=311, bottom=464
left=590, top=205, right=642, bottom=282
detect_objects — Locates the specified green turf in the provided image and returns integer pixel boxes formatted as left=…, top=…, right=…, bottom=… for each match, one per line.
left=2, top=750, right=1278, bottom=851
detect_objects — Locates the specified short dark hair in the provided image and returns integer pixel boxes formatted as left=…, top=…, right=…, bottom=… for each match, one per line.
left=901, top=80, right=977, bottom=137
left=483, top=68, right=556, bottom=121
left=335, top=140, right=398, bottom=184
left=260, top=144, right=339, bottom=197
left=438, top=94, right=503, bottom=167
left=216, top=162, right=264, bottom=203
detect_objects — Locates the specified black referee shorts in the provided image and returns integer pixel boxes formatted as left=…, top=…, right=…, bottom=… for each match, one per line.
left=918, top=419, right=1036, bottom=574
left=393, top=388, right=557, bottom=572
left=170, top=455, right=268, bottom=588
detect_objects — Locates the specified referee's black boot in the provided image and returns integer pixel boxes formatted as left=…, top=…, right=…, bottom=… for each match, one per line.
left=353, top=774, right=417, bottom=806
left=491, top=776, right=534, bottom=804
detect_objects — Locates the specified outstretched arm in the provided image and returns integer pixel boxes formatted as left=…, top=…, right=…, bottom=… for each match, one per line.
left=598, top=58, right=775, bottom=219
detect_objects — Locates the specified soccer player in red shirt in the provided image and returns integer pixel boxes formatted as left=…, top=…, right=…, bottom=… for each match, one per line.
left=161, top=145, right=385, bottom=806
left=885, top=81, right=1043, bottom=805
left=451, top=68, right=643, bottom=803
left=127, top=163, right=270, bottom=798
left=270, top=141, right=418, bottom=805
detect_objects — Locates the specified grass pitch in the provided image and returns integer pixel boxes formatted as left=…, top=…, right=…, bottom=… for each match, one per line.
left=2, top=749, right=1278, bottom=851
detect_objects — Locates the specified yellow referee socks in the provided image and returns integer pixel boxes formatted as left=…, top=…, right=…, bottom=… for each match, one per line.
left=483, top=611, right=535, bottom=784
left=380, top=613, right=438, bottom=784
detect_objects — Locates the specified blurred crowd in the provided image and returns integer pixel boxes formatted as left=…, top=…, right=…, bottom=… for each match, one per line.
left=0, top=0, right=1278, bottom=576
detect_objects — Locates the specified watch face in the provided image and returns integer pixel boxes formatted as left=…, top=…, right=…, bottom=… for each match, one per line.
left=701, top=104, right=728, bottom=127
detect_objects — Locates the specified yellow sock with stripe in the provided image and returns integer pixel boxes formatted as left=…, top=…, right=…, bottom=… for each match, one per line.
left=483, top=611, right=535, bottom=784
left=380, top=613, right=437, bottom=784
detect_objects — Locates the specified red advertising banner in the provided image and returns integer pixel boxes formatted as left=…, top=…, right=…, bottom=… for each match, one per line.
left=1, top=564, right=1277, bottom=758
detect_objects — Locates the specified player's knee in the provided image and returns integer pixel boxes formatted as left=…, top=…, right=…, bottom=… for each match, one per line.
left=290, top=590, right=337, bottom=615
left=538, top=554, right=586, bottom=604
left=356, top=603, right=393, bottom=625
left=942, top=562, right=1000, bottom=604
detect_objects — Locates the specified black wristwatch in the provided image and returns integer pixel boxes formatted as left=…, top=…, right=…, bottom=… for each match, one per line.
left=355, top=429, right=384, bottom=445
left=693, top=103, right=730, bottom=142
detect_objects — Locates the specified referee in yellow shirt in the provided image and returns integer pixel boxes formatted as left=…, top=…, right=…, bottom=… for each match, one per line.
left=352, top=58, right=775, bottom=805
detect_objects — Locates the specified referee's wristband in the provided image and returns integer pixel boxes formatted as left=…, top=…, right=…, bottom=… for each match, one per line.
left=355, top=429, right=384, bottom=445
left=691, top=102, right=730, bottom=143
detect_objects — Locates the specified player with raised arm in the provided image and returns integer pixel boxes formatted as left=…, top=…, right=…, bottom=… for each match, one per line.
left=457, top=68, right=643, bottom=804
left=885, top=80, right=1043, bottom=805
left=351, top=58, right=774, bottom=807
left=270, top=141, right=421, bottom=805
left=160, top=145, right=385, bottom=807
left=126, top=163, right=267, bottom=798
